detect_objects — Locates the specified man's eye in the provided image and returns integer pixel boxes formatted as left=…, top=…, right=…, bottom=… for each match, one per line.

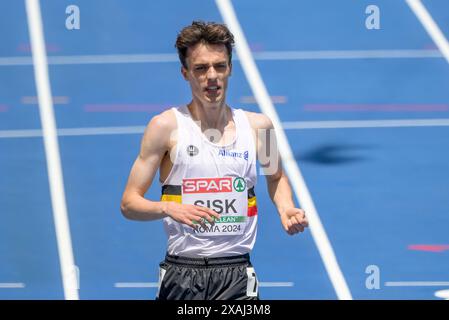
left=195, top=66, right=206, bottom=71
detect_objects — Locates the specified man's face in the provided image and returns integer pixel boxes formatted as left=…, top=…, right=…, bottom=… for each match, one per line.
left=182, top=42, right=232, bottom=106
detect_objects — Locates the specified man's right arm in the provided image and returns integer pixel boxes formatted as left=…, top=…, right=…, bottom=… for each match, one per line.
left=120, top=111, right=220, bottom=227
left=120, top=112, right=173, bottom=221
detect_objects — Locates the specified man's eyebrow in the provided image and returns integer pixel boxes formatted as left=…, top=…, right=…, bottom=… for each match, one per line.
left=193, top=61, right=228, bottom=66
left=192, top=63, right=207, bottom=67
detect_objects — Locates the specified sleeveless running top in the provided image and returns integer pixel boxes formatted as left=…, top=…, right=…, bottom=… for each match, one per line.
left=160, top=105, right=258, bottom=258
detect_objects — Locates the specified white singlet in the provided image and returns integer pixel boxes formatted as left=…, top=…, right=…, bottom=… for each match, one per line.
left=160, top=105, right=258, bottom=258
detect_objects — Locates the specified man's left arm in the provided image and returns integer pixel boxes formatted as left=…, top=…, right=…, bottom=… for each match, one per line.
left=249, top=112, right=308, bottom=235
left=266, top=166, right=308, bottom=235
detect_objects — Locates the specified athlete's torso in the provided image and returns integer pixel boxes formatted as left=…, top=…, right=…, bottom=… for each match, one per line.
left=160, top=105, right=258, bottom=258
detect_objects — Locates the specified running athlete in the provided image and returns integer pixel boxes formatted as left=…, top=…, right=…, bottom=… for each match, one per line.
left=120, top=21, right=308, bottom=300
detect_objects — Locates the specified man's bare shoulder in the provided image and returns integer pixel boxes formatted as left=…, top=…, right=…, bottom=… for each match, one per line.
left=243, top=110, right=273, bottom=130
left=146, top=108, right=177, bottom=133
left=141, top=108, right=177, bottom=151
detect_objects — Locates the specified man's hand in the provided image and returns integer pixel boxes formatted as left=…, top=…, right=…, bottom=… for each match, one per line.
left=280, top=208, right=308, bottom=235
left=163, top=202, right=221, bottom=230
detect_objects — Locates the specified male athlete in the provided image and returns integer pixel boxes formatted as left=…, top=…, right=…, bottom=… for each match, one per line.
left=120, top=21, right=308, bottom=300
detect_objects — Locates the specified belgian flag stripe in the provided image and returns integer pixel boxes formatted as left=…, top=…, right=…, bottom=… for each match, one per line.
left=160, top=194, right=182, bottom=203
left=247, top=196, right=257, bottom=217
left=161, top=184, right=181, bottom=195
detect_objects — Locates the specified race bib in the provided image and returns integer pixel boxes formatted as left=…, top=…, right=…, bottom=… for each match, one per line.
left=182, top=177, right=248, bottom=236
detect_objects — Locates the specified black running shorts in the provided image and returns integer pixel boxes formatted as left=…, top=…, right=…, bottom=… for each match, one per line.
left=156, top=253, right=259, bottom=300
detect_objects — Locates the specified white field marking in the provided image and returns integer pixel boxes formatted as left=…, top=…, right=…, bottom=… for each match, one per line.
left=2, top=119, right=449, bottom=139
left=215, top=0, right=352, bottom=300
left=258, top=282, right=294, bottom=287
left=0, top=126, right=146, bottom=139
left=0, top=129, right=43, bottom=138
left=282, top=119, right=449, bottom=129
left=114, top=282, right=294, bottom=288
left=406, top=0, right=449, bottom=65
left=0, top=49, right=443, bottom=66
left=48, top=54, right=179, bottom=65
left=0, top=56, right=33, bottom=66
left=435, top=289, right=449, bottom=299
left=25, top=0, right=78, bottom=300
left=56, top=126, right=146, bottom=136
left=0, top=283, right=26, bottom=289
left=252, top=49, right=442, bottom=60
left=385, top=282, right=449, bottom=287
left=21, top=96, right=70, bottom=105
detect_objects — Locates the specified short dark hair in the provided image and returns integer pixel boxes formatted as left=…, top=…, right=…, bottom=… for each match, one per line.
left=175, top=21, right=235, bottom=69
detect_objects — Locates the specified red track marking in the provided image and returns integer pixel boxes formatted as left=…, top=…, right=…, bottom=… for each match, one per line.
left=84, top=104, right=172, bottom=112
left=249, top=43, right=264, bottom=52
left=240, top=95, right=287, bottom=104
left=21, top=96, right=70, bottom=105
left=17, top=43, right=61, bottom=53
left=423, top=43, right=438, bottom=50
left=408, top=244, right=449, bottom=252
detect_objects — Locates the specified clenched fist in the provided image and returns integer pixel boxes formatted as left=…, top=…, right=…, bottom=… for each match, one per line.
left=280, top=208, right=308, bottom=235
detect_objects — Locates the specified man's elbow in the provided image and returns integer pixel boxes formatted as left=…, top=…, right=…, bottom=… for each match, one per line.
left=265, top=169, right=283, bottom=183
left=120, top=196, right=133, bottom=219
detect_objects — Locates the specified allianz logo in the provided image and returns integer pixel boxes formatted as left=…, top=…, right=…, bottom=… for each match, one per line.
left=218, top=148, right=249, bottom=161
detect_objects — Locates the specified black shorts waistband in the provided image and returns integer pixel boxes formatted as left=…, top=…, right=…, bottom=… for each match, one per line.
left=165, top=253, right=250, bottom=267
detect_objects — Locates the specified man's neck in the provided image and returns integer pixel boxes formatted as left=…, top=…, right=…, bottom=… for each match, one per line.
left=187, top=99, right=229, bottom=132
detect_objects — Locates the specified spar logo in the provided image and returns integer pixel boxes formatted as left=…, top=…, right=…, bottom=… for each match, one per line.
left=182, top=177, right=247, bottom=194
left=233, top=177, right=246, bottom=192
left=183, top=177, right=233, bottom=194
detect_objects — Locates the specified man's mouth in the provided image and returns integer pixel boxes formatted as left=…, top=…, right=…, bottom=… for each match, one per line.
left=205, top=85, right=221, bottom=94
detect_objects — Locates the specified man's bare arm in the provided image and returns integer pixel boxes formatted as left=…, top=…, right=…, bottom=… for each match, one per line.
left=246, top=112, right=308, bottom=235
left=120, top=110, right=220, bottom=227
left=120, top=112, right=173, bottom=221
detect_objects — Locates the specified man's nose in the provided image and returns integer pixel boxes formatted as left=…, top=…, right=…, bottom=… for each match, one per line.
left=206, top=66, right=218, bottom=80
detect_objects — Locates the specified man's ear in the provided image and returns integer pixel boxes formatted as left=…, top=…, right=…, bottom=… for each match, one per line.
left=229, top=62, right=233, bottom=76
left=181, top=66, right=188, bottom=80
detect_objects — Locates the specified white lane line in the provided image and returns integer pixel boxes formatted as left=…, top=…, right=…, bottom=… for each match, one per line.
left=25, top=0, right=78, bottom=300
left=2, top=119, right=449, bottom=139
left=114, top=282, right=294, bottom=288
left=0, top=129, right=43, bottom=138
left=406, top=0, right=449, bottom=64
left=435, top=289, right=449, bottom=299
left=282, top=118, right=449, bottom=129
left=0, top=56, right=33, bottom=66
left=48, top=54, right=178, bottom=65
left=0, top=283, right=26, bottom=289
left=0, top=126, right=146, bottom=139
left=56, top=126, right=145, bottom=136
left=252, top=49, right=442, bottom=60
left=215, top=0, right=352, bottom=300
left=259, top=282, right=294, bottom=287
left=385, top=282, right=449, bottom=287
left=0, top=49, right=443, bottom=66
